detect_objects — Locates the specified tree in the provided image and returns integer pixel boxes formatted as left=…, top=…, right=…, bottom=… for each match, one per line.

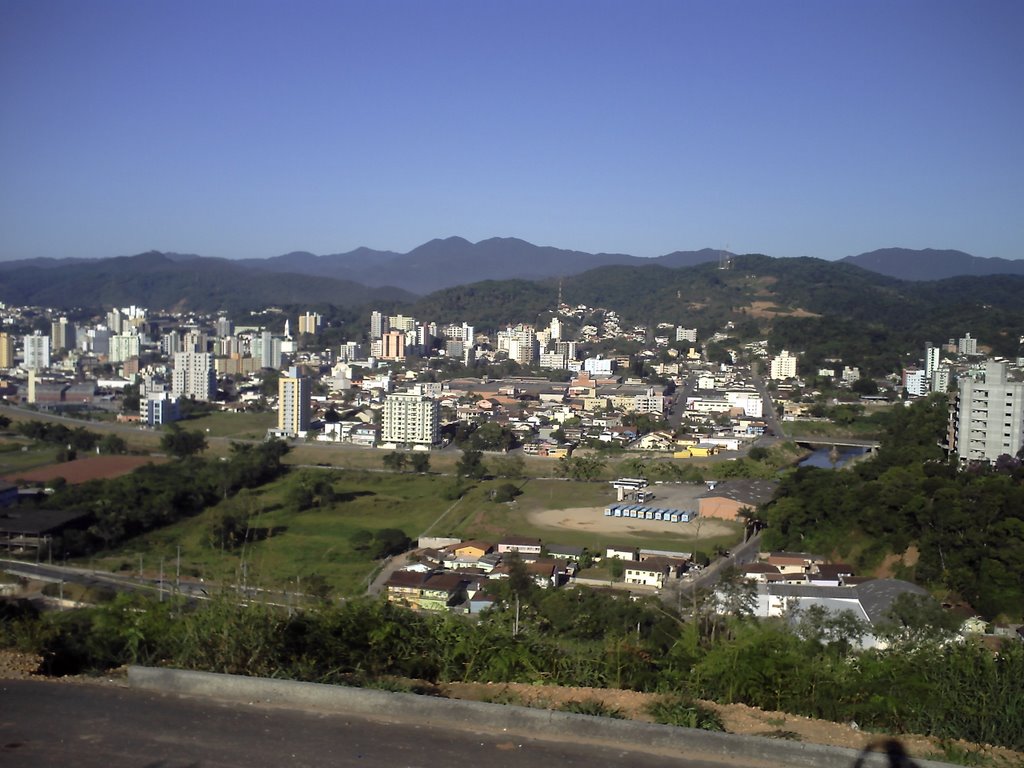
left=851, top=377, right=879, bottom=396
left=490, top=455, right=525, bottom=479
left=382, top=452, right=407, bottom=472
left=160, top=423, right=207, bottom=459
left=878, top=592, right=960, bottom=647
left=0, top=415, right=11, bottom=430
left=555, top=455, right=606, bottom=481
left=350, top=529, right=374, bottom=552
left=371, top=528, right=411, bottom=559
left=409, top=453, right=430, bottom=473
left=98, top=434, right=128, bottom=455
left=456, top=449, right=487, bottom=479
left=491, top=483, right=522, bottom=503
left=323, top=408, right=341, bottom=423
left=121, top=383, right=141, bottom=413
left=302, top=573, right=332, bottom=604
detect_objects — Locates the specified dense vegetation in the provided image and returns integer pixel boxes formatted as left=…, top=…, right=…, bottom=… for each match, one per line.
left=2, top=582, right=1022, bottom=751
left=763, top=396, right=1024, bottom=619
left=36, top=439, right=290, bottom=557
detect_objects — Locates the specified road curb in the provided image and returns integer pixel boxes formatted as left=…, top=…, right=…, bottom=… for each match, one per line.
left=127, top=666, right=955, bottom=768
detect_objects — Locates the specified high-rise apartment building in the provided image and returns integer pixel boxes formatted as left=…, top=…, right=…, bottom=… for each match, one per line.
left=769, top=350, right=798, bottom=380
left=0, top=332, right=14, bottom=368
left=381, top=386, right=440, bottom=449
left=109, top=333, right=141, bottom=364
left=381, top=330, right=406, bottom=361
left=51, top=317, right=76, bottom=352
left=497, top=324, right=537, bottom=365
left=370, top=311, right=385, bottom=340
left=215, top=316, right=234, bottom=337
left=948, top=360, right=1024, bottom=463
left=22, top=332, right=50, bottom=370
left=171, top=351, right=216, bottom=401
left=925, top=343, right=941, bottom=377
left=278, top=366, right=311, bottom=437
left=958, top=333, right=979, bottom=356
left=298, top=312, right=322, bottom=335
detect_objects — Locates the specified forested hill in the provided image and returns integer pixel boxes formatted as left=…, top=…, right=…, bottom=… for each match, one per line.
left=764, top=396, right=1024, bottom=620
left=412, top=255, right=1024, bottom=372
left=0, top=251, right=414, bottom=312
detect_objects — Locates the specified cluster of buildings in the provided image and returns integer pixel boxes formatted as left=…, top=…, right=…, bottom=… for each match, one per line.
left=384, top=534, right=695, bottom=613
left=750, top=331, right=1024, bottom=465
left=3, top=296, right=1021, bottom=465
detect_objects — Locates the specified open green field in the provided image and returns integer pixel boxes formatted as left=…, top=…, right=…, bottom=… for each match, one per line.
left=0, top=438, right=62, bottom=476
left=177, top=410, right=276, bottom=440
left=90, top=468, right=744, bottom=597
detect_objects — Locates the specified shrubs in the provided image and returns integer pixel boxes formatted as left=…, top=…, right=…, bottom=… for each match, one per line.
left=558, top=700, right=625, bottom=719
left=647, top=695, right=724, bottom=732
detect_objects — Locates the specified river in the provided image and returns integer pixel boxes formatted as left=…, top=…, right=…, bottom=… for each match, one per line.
left=798, top=446, right=868, bottom=469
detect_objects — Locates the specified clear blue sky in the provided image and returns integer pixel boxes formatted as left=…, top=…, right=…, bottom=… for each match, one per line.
left=2, top=0, right=1022, bottom=262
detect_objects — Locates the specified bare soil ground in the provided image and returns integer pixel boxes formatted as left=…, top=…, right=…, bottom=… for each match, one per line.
left=0, top=651, right=1017, bottom=765
left=2, top=454, right=167, bottom=485
left=743, top=301, right=820, bottom=319
left=527, top=506, right=735, bottom=539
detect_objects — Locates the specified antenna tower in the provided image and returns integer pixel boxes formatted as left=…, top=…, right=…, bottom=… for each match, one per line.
left=718, top=245, right=733, bottom=270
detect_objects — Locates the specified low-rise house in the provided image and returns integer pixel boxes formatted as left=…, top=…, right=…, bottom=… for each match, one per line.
left=547, top=544, right=584, bottom=561
left=624, top=560, right=668, bottom=588
left=750, top=578, right=931, bottom=649
left=384, top=570, right=468, bottom=612
left=763, top=551, right=827, bottom=575
left=605, top=546, right=638, bottom=561
left=497, top=536, right=542, bottom=558
left=633, top=431, right=677, bottom=451
left=453, top=540, right=493, bottom=559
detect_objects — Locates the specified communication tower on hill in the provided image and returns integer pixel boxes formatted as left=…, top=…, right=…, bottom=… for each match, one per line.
left=718, top=245, right=733, bottom=270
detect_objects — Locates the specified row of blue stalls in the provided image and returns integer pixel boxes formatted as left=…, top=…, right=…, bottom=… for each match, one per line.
left=604, top=504, right=697, bottom=523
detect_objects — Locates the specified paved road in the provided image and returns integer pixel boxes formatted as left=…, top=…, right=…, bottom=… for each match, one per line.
left=0, top=679, right=735, bottom=768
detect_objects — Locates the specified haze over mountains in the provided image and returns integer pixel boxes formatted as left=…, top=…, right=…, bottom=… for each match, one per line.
left=0, top=238, right=1021, bottom=313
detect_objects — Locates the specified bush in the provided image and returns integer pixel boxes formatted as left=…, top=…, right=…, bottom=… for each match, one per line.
left=558, top=700, right=625, bottom=719
left=647, top=696, right=724, bottom=731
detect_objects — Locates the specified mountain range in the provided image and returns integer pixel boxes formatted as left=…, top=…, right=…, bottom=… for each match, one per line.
left=0, top=238, right=1021, bottom=315
left=840, top=248, right=1024, bottom=281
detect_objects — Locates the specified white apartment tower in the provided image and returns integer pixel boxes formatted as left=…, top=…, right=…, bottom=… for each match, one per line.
left=109, top=333, right=141, bottom=364
left=958, top=333, right=978, bottom=356
left=950, top=360, right=1024, bottom=463
left=497, top=324, right=537, bottom=366
left=370, top=311, right=385, bottom=340
left=22, top=332, right=50, bottom=370
left=278, top=366, right=311, bottom=437
left=171, top=351, right=216, bottom=401
left=925, top=343, right=941, bottom=377
left=381, top=386, right=440, bottom=449
left=769, top=350, right=798, bottom=380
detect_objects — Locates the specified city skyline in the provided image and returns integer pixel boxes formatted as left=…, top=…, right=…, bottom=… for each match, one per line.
left=2, top=1, right=1023, bottom=263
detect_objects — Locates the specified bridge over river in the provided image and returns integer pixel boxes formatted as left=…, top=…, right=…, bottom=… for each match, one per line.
left=789, top=436, right=881, bottom=451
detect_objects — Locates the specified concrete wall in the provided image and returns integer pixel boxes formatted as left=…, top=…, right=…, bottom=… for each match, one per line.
left=128, top=666, right=956, bottom=768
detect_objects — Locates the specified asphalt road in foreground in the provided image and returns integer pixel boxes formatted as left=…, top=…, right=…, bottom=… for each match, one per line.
left=1, top=679, right=741, bottom=768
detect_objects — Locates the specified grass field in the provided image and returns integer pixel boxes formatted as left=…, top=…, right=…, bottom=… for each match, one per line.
left=0, top=438, right=62, bottom=476
left=89, top=467, right=744, bottom=597
left=177, top=410, right=277, bottom=440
